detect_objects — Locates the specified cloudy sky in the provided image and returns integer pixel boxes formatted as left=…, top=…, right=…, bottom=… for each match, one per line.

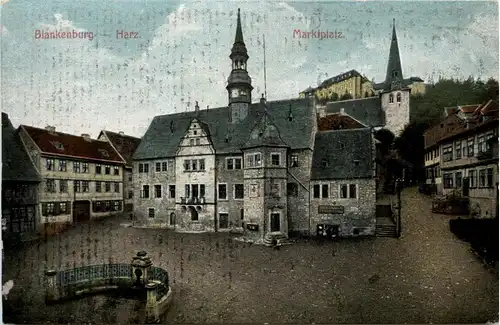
left=1, top=0, right=498, bottom=138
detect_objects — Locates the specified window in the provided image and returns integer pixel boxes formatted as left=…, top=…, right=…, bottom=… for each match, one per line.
left=114, top=182, right=120, bottom=193
left=479, top=169, right=486, bottom=187
left=46, top=179, right=56, bottom=192
left=74, top=180, right=81, bottom=193
left=478, top=135, right=485, bottom=153
left=234, top=184, right=244, bottom=199
left=138, top=163, right=149, bottom=173
left=59, top=180, right=68, bottom=193
left=290, top=154, right=299, bottom=167
left=114, top=166, right=119, bottom=175
left=396, top=92, right=401, bottom=102
left=190, top=139, right=195, bottom=146
left=154, top=185, right=162, bottom=198
left=46, top=158, right=55, bottom=171
left=200, top=184, right=205, bottom=198
left=219, top=213, right=229, bottom=229
left=73, top=162, right=81, bottom=173
left=389, top=93, right=394, bottom=103
left=96, top=164, right=102, bottom=174
left=340, top=184, right=348, bottom=199
left=192, top=184, right=199, bottom=198
left=287, top=183, right=298, bottom=197
left=128, top=173, right=133, bottom=182
left=196, top=138, right=201, bottom=145
left=455, top=141, right=461, bottom=159
left=105, top=166, right=111, bottom=175
left=105, top=182, right=111, bottom=192
left=60, top=202, right=67, bottom=214
left=322, top=184, right=329, bottom=198
left=455, top=172, right=462, bottom=189
left=467, top=138, right=474, bottom=157
left=82, top=181, right=89, bottom=192
left=246, top=153, right=262, bottom=168
left=226, top=157, right=242, bottom=170
left=114, top=201, right=121, bottom=211
left=148, top=208, right=155, bottom=218
left=82, top=163, right=89, bottom=173
left=162, top=162, right=167, bottom=171
left=105, top=201, right=111, bottom=211
left=443, top=173, right=453, bottom=189
left=443, top=145, right=453, bottom=162
left=156, top=162, right=161, bottom=172
left=468, top=170, right=477, bottom=188
left=271, top=153, right=280, bottom=166
left=58, top=160, right=67, bottom=172
left=128, top=191, right=133, bottom=199
left=313, top=184, right=320, bottom=198
left=486, top=133, right=495, bottom=151
left=487, top=168, right=494, bottom=187
left=45, top=203, right=55, bottom=215
left=271, top=183, right=281, bottom=197
left=184, top=160, right=191, bottom=171
left=185, top=184, right=190, bottom=198
left=199, top=159, right=205, bottom=170
left=142, top=185, right=150, bottom=198
left=321, top=159, right=329, bottom=168
left=218, top=184, right=227, bottom=200
left=349, top=184, right=357, bottom=198
left=169, top=185, right=176, bottom=198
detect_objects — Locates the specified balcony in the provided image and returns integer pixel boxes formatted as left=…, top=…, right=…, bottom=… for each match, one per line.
left=180, top=197, right=206, bottom=204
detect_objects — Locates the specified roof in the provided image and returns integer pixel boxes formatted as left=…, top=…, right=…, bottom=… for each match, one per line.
left=133, top=97, right=315, bottom=160
left=424, top=114, right=465, bottom=149
left=438, top=115, right=498, bottom=144
left=99, top=130, right=141, bottom=167
left=2, top=113, right=40, bottom=182
left=317, top=113, right=366, bottom=131
left=242, top=108, right=288, bottom=149
left=373, top=77, right=423, bottom=90
left=318, top=69, right=365, bottom=89
left=21, top=125, right=124, bottom=164
left=325, top=97, right=385, bottom=127
left=311, top=128, right=373, bottom=180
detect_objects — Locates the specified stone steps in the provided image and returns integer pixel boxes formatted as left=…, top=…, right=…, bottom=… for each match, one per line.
left=263, top=232, right=293, bottom=247
left=375, top=225, right=397, bottom=238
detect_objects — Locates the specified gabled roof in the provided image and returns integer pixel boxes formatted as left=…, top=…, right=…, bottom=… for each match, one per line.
left=242, top=108, right=288, bottom=149
left=98, top=130, right=141, bottom=167
left=325, top=97, right=385, bottom=127
left=22, top=125, right=124, bottom=163
left=317, top=113, right=366, bottom=131
left=2, top=113, right=40, bottom=182
left=133, top=97, right=315, bottom=160
left=311, top=128, right=373, bottom=180
left=373, top=77, right=423, bottom=90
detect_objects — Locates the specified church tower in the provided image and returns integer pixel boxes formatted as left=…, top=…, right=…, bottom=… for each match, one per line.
left=227, top=9, right=253, bottom=123
left=380, top=19, right=410, bottom=136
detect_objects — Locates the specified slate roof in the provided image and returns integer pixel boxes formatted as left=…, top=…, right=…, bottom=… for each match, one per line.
left=133, top=98, right=315, bottom=160
left=373, top=77, right=424, bottom=91
left=21, top=125, right=124, bottom=163
left=242, top=109, right=288, bottom=149
left=311, top=128, right=373, bottom=180
left=99, top=130, right=141, bottom=167
left=2, top=113, right=40, bottom=182
left=317, top=114, right=366, bottom=131
left=325, top=97, right=385, bottom=127
left=317, top=69, right=366, bottom=89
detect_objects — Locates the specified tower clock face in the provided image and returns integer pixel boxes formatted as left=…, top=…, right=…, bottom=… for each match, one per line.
left=231, top=89, right=239, bottom=98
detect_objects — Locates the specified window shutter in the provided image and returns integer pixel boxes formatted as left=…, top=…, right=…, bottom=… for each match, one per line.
left=42, top=203, right=47, bottom=216
left=54, top=202, right=60, bottom=215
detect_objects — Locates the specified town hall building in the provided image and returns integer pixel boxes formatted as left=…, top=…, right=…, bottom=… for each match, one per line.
left=132, top=9, right=408, bottom=242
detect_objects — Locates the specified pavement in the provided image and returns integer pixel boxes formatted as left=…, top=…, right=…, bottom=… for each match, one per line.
left=2, top=187, right=498, bottom=324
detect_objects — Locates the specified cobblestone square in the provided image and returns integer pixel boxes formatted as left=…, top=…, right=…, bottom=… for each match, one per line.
left=3, top=188, right=498, bottom=323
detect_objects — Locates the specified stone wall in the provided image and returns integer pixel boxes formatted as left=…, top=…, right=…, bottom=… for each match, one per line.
left=381, top=89, right=410, bottom=137
left=310, top=178, right=376, bottom=237
left=287, top=149, right=313, bottom=236
left=215, top=154, right=244, bottom=232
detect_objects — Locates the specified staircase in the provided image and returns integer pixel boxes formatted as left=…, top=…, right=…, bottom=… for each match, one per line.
left=263, top=232, right=293, bottom=247
left=375, top=223, right=397, bottom=237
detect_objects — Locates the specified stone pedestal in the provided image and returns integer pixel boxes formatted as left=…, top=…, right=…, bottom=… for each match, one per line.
left=131, top=251, right=152, bottom=287
left=145, top=282, right=159, bottom=323
left=45, top=270, right=59, bottom=302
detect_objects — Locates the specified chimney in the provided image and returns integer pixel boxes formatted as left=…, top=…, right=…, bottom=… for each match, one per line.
left=81, top=133, right=91, bottom=141
left=45, top=125, right=56, bottom=133
left=119, top=131, right=125, bottom=136
left=195, top=101, right=200, bottom=115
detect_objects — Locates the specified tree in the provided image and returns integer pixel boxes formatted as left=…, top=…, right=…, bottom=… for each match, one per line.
left=394, top=121, right=431, bottom=183
left=374, top=128, right=395, bottom=154
left=340, top=92, right=353, bottom=100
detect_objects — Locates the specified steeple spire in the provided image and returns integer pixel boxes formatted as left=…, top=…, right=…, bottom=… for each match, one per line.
left=384, top=18, right=403, bottom=90
left=235, top=8, right=244, bottom=44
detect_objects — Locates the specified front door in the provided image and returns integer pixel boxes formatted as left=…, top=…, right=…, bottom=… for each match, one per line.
left=463, top=177, right=470, bottom=197
left=270, top=213, right=280, bottom=232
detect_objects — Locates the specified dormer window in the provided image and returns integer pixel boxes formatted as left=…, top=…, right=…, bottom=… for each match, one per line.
left=50, top=141, right=64, bottom=151
left=389, top=93, right=394, bottom=104
left=321, top=159, right=328, bottom=168
left=98, top=149, right=109, bottom=157
left=193, top=130, right=197, bottom=135
left=396, top=92, right=401, bottom=103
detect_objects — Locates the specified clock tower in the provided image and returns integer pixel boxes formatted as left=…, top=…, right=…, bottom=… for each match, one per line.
left=227, top=8, right=253, bottom=123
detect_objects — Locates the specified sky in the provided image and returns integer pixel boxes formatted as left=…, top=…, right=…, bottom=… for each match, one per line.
left=1, top=0, right=498, bottom=138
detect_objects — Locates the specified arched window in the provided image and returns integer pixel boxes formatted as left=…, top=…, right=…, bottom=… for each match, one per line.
left=396, top=92, right=401, bottom=103
left=392, top=70, right=398, bottom=78
left=389, top=93, right=394, bottom=103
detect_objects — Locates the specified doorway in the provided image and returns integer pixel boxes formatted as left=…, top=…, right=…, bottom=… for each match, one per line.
left=73, top=201, right=90, bottom=222
left=270, top=212, right=280, bottom=232
left=189, top=206, right=198, bottom=221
